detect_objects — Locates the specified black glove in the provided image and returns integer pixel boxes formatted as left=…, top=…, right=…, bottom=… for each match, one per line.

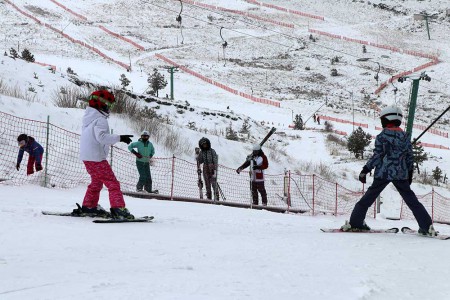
left=359, top=166, right=370, bottom=184
left=16, top=163, right=20, bottom=171
left=195, top=147, right=200, bottom=155
left=120, top=135, right=133, bottom=144
left=236, top=167, right=242, bottom=174
left=408, top=170, right=413, bottom=185
left=131, top=150, right=143, bottom=159
left=36, top=164, right=43, bottom=171
left=253, top=165, right=261, bottom=170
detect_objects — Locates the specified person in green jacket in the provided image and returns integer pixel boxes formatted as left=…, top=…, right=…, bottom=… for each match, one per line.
left=128, top=130, right=157, bottom=193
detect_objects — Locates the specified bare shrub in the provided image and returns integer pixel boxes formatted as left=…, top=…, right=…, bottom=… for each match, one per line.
left=131, top=113, right=192, bottom=156
left=298, top=161, right=337, bottom=181
left=52, top=85, right=88, bottom=108
left=326, top=134, right=346, bottom=147
left=416, top=169, right=434, bottom=185
left=0, top=78, right=39, bottom=102
left=111, top=88, right=140, bottom=115
left=265, top=141, right=287, bottom=163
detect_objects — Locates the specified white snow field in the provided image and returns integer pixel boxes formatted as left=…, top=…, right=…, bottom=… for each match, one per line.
left=2, top=185, right=450, bottom=300
left=1, top=0, right=450, bottom=299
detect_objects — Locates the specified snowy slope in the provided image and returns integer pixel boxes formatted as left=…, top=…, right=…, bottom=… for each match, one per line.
left=2, top=185, right=450, bottom=300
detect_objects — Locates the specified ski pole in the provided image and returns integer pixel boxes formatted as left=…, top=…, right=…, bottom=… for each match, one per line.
left=412, top=104, right=450, bottom=145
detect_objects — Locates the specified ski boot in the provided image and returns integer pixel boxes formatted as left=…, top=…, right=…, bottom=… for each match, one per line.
left=110, top=207, right=135, bottom=220
left=71, top=203, right=111, bottom=218
left=418, top=225, right=438, bottom=237
left=341, top=220, right=371, bottom=232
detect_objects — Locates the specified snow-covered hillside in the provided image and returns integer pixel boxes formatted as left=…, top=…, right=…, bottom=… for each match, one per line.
left=1, top=0, right=450, bottom=298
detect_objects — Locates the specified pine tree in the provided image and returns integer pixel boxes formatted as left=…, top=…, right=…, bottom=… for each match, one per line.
left=119, top=74, right=130, bottom=90
left=432, top=166, right=442, bottom=186
left=21, top=48, right=35, bottom=62
left=225, top=122, right=238, bottom=141
left=347, top=127, right=372, bottom=159
left=148, top=68, right=167, bottom=97
left=412, top=143, right=428, bottom=174
left=293, top=114, right=304, bottom=130
left=9, top=48, right=18, bottom=59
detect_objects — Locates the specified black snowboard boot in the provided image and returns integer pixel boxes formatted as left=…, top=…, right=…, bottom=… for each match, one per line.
left=110, top=207, right=135, bottom=220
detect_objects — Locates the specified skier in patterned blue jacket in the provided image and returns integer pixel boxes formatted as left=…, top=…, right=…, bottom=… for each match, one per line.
left=342, top=106, right=435, bottom=236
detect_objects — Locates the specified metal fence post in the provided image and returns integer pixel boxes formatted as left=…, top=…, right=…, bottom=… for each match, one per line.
left=170, top=155, right=175, bottom=200
left=312, top=174, right=315, bottom=215
left=431, top=188, right=434, bottom=222
left=44, top=115, right=50, bottom=187
left=335, top=182, right=338, bottom=216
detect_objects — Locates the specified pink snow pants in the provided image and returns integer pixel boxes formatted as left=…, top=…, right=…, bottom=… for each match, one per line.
left=82, top=160, right=125, bottom=208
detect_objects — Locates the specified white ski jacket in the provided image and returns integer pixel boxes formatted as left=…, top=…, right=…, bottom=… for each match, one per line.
left=80, top=107, right=120, bottom=162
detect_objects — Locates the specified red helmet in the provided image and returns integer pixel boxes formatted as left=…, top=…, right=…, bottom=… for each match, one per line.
left=88, top=90, right=115, bottom=110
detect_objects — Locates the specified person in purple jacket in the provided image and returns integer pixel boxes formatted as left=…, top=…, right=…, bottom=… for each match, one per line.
left=16, top=134, right=44, bottom=176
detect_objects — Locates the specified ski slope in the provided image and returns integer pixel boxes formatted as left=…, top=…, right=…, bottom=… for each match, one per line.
left=2, top=185, right=450, bottom=299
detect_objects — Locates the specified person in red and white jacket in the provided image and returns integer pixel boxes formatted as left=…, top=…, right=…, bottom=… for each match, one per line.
left=236, top=144, right=269, bottom=206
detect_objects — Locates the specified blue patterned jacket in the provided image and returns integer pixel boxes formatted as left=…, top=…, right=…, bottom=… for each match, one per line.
left=365, top=127, right=413, bottom=181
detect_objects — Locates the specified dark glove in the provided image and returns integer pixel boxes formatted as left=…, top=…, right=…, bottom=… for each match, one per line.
left=36, top=164, right=43, bottom=171
left=16, top=163, right=20, bottom=171
left=131, top=150, right=143, bottom=159
left=408, top=170, right=413, bottom=185
left=195, top=147, right=200, bottom=155
left=253, top=165, right=261, bottom=170
left=120, top=135, right=133, bottom=144
left=359, top=166, right=370, bottom=184
left=236, top=167, right=242, bottom=174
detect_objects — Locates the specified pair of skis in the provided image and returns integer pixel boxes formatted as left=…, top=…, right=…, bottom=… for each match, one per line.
left=321, top=226, right=450, bottom=240
left=42, top=211, right=154, bottom=223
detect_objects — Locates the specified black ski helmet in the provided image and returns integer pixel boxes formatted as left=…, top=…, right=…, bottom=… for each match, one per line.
left=198, top=137, right=211, bottom=149
left=17, top=134, right=28, bottom=143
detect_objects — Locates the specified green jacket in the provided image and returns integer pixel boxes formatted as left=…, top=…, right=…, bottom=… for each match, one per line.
left=128, top=139, right=155, bottom=163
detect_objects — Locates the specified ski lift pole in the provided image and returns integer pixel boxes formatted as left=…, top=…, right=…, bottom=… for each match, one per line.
left=405, top=79, right=420, bottom=137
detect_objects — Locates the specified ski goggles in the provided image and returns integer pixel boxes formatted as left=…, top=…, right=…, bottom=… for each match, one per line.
left=18, top=140, right=26, bottom=148
left=89, top=94, right=115, bottom=109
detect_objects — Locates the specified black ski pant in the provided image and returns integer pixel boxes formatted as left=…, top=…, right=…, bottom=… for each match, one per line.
left=350, top=178, right=432, bottom=230
left=203, top=171, right=218, bottom=201
left=136, top=161, right=152, bottom=192
left=251, top=181, right=267, bottom=205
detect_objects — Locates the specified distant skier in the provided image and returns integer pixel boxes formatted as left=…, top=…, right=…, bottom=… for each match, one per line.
left=342, top=106, right=435, bottom=236
left=16, top=134, right=44, bottom=176
left=236, top=144, right=268, bottom=206
left=196, top=137, right=219, bottom=201
left=313, top=113, right=317, bottom=123
left=128, top=130, right=156, bottom=193
left=74, top=90, right=135, bottom=219
left=316, top=115, right=321, bottom=125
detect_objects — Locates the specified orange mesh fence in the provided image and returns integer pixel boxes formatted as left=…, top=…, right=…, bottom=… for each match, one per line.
left=400, top=190, right=450, bottom=224
left=5, top=110, right=449, bottom=221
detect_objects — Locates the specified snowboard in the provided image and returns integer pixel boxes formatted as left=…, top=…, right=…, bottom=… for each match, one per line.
left=401, top=227, right=450, bottom=240
left=321, top=227, right=399, bottom=234
left=93, top=216, right=154, bottom=223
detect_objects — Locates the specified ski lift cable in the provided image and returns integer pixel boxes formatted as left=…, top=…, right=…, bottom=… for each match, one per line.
left=140, top=0, right=295, bottom=48
left=142, top=0, right=419, bottom=75
left=178, top=0, right=409, bottom=72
